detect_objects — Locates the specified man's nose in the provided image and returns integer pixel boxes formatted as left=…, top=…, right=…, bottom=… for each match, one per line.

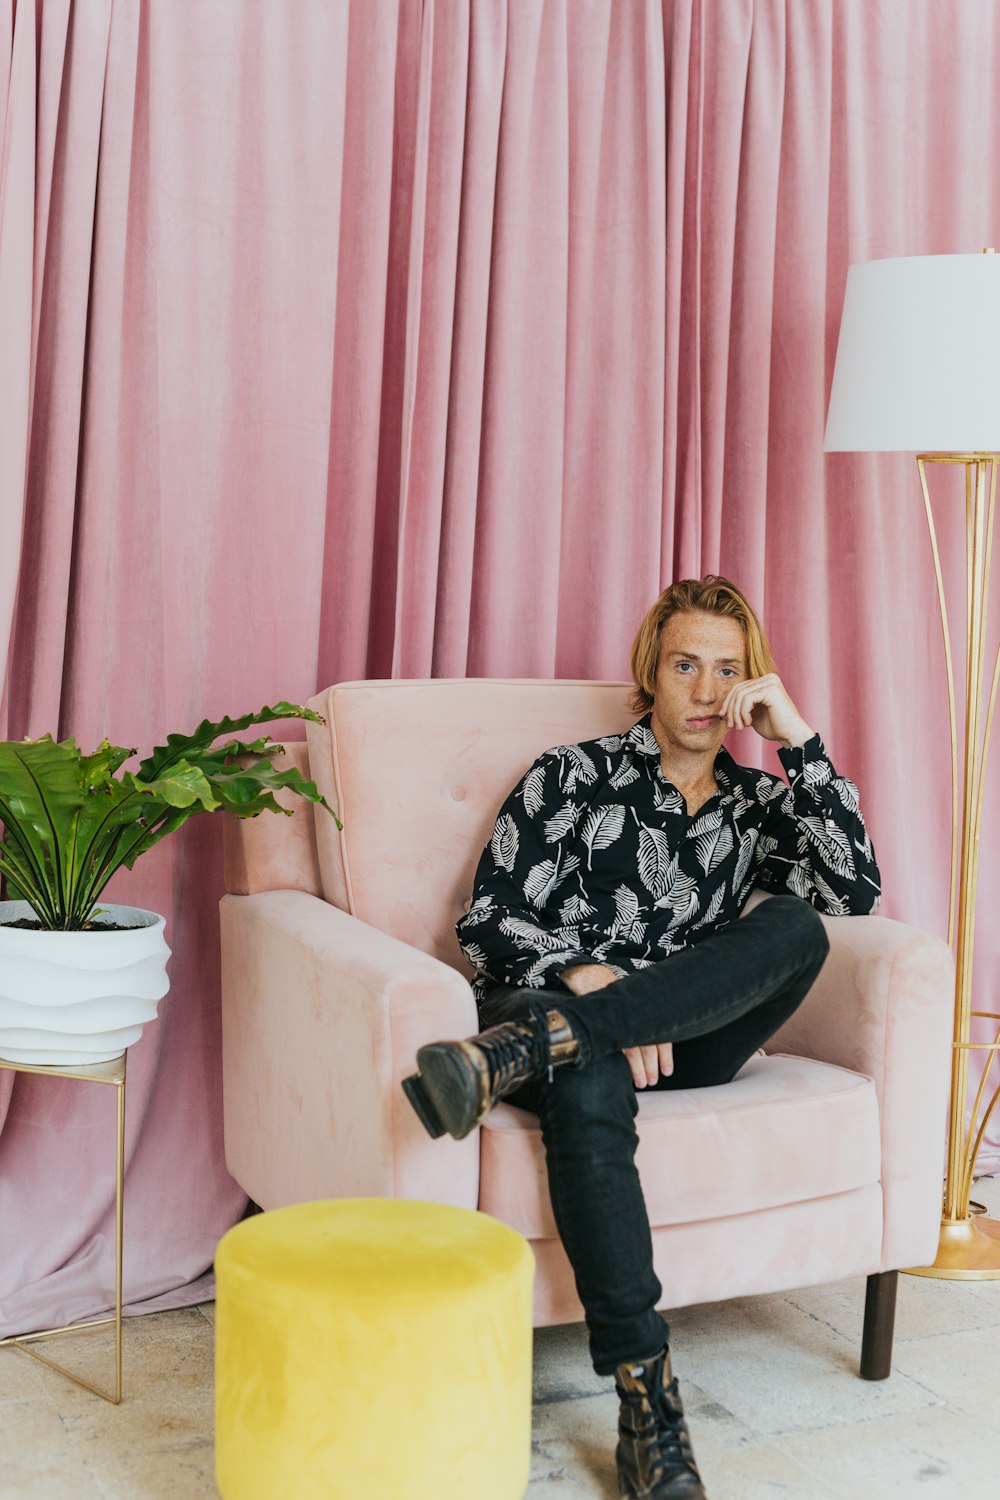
left=691, top=671, right=718, bottom=704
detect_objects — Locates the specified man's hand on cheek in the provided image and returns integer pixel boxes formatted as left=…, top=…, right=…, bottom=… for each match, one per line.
left=721, top=672, right=814, bottom=749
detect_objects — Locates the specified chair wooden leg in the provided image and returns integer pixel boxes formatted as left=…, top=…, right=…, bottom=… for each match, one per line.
left=860, top=1270, right=898, bottom=1380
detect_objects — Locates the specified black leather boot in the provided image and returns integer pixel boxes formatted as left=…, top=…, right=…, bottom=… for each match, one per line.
left=614, top=1346, right=708, bottom=1499
left=401, top=1006, right=580, bottom=1140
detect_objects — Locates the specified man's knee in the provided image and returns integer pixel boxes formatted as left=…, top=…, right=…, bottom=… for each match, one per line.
left=541, top=1049, right=638, bottom=1134
left=763, top=894, right=830, bottom=968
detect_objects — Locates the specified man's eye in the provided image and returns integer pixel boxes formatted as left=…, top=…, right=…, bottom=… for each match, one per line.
left=677, top=663, right=694, bottom=673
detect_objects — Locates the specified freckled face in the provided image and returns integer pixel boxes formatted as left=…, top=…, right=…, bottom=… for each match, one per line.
left=650, top=611, right=747, bottom=757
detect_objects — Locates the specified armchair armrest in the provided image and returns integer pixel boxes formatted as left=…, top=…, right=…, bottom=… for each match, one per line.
left=220, top=890, right=479, bottom=1212
left=768, top=913, right=954, bottom=1270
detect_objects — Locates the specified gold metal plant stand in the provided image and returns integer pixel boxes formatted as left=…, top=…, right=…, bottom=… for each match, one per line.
left=0, top=1052, right=127, bottom=1400
left=904, top=453, right=1000, bottom=1279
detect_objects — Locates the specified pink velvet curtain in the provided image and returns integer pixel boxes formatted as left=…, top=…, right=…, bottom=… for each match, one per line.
left=1, top=0, right=998, bottom=1335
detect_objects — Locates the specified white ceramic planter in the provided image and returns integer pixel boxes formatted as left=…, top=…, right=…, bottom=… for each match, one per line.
left=0, top=902, right=171, bottom=1066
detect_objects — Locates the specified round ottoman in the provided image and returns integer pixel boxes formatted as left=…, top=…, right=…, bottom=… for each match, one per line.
left=215, top=1198, right=535, bottom=1500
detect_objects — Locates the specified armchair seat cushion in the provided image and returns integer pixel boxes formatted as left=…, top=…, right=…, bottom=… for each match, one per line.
left=478, top=1053, right=881, bottom=1238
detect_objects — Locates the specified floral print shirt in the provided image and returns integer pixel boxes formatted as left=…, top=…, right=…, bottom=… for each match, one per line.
left=456, top=714, right=880, bottom=1003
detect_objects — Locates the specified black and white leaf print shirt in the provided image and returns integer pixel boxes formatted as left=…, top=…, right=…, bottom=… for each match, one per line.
left=456, top=714, right=880, bottom=1004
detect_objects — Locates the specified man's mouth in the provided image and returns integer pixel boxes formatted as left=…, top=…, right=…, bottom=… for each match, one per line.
left=686, top=715, right=718, bottom=727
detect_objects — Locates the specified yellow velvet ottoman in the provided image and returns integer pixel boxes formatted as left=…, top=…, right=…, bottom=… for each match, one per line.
left=214, top=1198, right=535, bottom=1500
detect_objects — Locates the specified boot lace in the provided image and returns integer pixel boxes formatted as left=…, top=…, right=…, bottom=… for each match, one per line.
left=480, top=1011, right=551, bottom=1090
left=623, top=1367, right=699, bottom=1480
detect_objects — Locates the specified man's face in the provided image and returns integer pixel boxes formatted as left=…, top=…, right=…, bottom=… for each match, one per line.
left=650, top=610, right=748, bottom=758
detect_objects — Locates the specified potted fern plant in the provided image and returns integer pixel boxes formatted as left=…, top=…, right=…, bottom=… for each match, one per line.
left=0, top=703, right=337, bottom=1065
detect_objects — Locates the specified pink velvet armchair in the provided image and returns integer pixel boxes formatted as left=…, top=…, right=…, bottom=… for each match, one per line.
left=219, top=680, right=954, bottom=1379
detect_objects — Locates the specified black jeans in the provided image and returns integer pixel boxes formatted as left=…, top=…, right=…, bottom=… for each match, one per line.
left=477, top=895, right=830, bottom=1376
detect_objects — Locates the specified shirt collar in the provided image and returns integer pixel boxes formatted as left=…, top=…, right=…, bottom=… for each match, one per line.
left=624, top=714, right=661, bottom=761
left=625, top=713, right=740, bottom=790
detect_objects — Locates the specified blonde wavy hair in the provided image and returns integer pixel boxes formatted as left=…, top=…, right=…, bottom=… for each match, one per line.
left=628, top=576, right=776, bottom=715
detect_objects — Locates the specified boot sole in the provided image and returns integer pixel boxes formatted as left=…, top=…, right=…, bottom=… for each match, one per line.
left=414, top=1043, right=484, bottom=1140
left=400, top=1073, right=446, bottom=1138
left=617, top=1469, right=703, bottom=1499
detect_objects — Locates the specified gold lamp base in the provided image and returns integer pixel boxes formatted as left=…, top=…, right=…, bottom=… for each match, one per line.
left=906, top=453, right=1000, bottom=1288
left=904, top=1214, right=1000, bottom=1280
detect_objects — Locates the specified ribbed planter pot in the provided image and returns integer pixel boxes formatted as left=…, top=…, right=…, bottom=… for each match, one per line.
left=0, top=902, right=171, bottom=1066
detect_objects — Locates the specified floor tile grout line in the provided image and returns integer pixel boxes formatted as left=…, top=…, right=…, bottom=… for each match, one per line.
left=758, top=1396, right=959, bottom=1443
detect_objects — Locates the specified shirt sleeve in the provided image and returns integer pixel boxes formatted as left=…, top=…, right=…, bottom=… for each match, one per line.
left=455, top=752, right=595, bottom=989
left=754, top=734, right=881, bottom=915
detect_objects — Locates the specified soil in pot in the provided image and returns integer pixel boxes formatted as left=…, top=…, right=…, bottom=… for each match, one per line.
left=0, top=919, right=143, bottom=931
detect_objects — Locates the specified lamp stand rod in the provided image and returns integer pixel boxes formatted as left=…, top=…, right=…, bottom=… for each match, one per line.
left=905, top=453, right=1000, bottom=1279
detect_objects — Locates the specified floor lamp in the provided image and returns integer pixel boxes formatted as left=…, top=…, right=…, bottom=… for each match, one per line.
left=825, top=251, right=1000, bottom=1278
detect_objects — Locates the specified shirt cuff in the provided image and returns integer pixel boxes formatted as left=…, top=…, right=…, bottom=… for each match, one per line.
left=777, top=733, right=832, bottom=789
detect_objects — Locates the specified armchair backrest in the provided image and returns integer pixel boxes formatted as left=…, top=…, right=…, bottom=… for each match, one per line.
left=303, top=680, right=636, bottom=970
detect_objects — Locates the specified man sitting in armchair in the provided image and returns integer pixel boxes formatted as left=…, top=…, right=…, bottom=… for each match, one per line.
left=402, top=575, right=880, bottom=1500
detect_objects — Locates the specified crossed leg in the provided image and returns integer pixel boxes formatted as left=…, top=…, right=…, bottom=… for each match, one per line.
left=477, top=896, right=830, bottom=1373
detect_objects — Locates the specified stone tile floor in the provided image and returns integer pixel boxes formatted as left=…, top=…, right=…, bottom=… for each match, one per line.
left=2, top=1178, right=1000, bottom=1499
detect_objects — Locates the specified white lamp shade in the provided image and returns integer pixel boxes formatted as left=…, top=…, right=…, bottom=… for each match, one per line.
left=824, top=253, right=1000, bottom=453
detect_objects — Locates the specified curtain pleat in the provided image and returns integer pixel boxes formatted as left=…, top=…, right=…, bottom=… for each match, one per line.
left=0, top=0, right=38, bottom=721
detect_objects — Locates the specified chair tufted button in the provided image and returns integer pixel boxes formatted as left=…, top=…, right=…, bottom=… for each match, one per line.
left=451, top=787, right=467, bottom=801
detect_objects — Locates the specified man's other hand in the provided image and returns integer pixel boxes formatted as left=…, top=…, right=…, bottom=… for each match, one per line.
left=624, top=1042, right=674, bottom=1087
left=720, top=672, right=813, bottom=748
left=559, top=965, right=674, bottom=1084
left=560, top=963, right=619, bottom=996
